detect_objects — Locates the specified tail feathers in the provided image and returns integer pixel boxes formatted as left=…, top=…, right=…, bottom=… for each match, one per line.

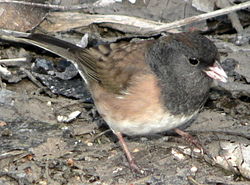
left=22, top=34, right=92, bottom=83
left=21, top=34, right=81, bottom=63
left=27, top=34, right=80, bottom=51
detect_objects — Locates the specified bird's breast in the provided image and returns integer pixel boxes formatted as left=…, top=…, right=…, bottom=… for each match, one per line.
left=89, top=73, right=198, bottom=136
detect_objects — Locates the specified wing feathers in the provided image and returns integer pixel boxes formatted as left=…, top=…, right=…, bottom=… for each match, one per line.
left=21, top=34, right=153, bottom=94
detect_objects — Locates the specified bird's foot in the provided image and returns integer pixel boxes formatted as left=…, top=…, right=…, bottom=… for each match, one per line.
left=174, top=128, right=203, bottom=152
left=115, top=131, right=144, bottom=174
left=128, top=158, right=144, bottom=174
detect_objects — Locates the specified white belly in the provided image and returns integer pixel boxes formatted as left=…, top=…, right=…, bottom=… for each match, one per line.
left=106, top=111, right=198, bottom=136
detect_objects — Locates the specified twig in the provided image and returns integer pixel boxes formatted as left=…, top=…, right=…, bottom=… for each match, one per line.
left=0, top=0, right=93, bottom=10
left=147, top=1, right=250, bottom=33
left=0, top=29, right=29, bottom=37
left=84, top=129, right=111, bottom=144
left=30, top=94, right=82, bottom=104
left=59, top=99, right=92, bottom=109
left=216, top=0, right=244, bottom=33
left=39, top=12, right=164, bottom=34
left=0, top=58, right=31, bottom=66
left=20, top=68, right=44, bottom=89
left=19, top=67, right=55, bottom=97
left=187, top=176, right=205, bottom=185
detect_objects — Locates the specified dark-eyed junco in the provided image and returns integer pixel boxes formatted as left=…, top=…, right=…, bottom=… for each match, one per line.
left=8, top=32, right=227, bottom=172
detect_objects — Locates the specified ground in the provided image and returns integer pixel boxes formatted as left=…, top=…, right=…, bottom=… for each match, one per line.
left=0, top=31, right=250, bottom=185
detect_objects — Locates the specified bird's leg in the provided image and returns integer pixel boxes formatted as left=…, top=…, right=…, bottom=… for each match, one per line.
left=114, top=131, right=141, bottom=173
left=173, top=128, right=203, bottom=151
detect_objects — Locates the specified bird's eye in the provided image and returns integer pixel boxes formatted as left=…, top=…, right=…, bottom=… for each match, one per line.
left=188, top=58, right=200, bottom=66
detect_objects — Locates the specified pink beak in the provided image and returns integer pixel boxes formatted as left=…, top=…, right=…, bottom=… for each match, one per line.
left=203, top=61, right=228, bottom=83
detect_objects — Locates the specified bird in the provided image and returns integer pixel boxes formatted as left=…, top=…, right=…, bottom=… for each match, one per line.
left=7, top=32, right=227, bottom=172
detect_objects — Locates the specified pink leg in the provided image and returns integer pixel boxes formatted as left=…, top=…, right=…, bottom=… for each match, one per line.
left=115, top=131, right=142, bottom=173
left=174, top=128, right=203, bottom=150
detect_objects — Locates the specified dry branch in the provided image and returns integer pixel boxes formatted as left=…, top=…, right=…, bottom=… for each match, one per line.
left=147, top=1, right=250, bottom=33
left=38, top=1, right=250, bottom=34
left=0, top=0, right=91, bottom=10
left=0, top=1, right=250, bottom=34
